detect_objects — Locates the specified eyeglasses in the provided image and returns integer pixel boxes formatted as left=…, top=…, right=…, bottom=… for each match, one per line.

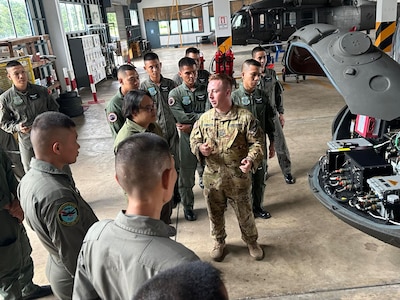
left=139, top=104, right=156, bottom=112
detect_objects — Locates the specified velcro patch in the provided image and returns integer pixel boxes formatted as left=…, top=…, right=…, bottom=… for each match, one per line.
left=108, top=112, right=117, bottom=123
left=57, top=202, right=79, bottom=226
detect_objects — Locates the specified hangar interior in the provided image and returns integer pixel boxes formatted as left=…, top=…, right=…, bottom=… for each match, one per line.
left=2, top=1, right=400, bottom=300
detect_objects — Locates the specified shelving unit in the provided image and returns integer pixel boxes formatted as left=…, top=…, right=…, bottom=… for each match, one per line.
left=68, top=34, right=106, bottom=88
left=0, top=35, right=60, bottom=94
left=87, top=24, right=115, bottom=77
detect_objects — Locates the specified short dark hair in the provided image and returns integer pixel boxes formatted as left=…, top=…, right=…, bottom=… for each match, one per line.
left=178, top=57, right=196, bottom=69
left=122, top=90, right=153, bottom=120
left=185, top=47, right=200, bottom=56
left=32, top=111, right=75, bottom=131
left=242, top=59, right=262, bottom=71
left=251, top=46, right=266, bottom=57
left=117, top=64, right=136, bottom=78
left=31, top=112, right=76, bottom=152
left=115, top=133, right=171, bottom=194
left=143, top=52, right=159, bottom=61
left=6, top=60, right=23, bottom=69
left=133, top=261, right=228, bottom=300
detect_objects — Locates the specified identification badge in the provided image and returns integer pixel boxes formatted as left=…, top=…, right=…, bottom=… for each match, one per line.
left=182, top=96, right=191, bottom=105
left=13, top=96, right=23, bottom=106
left=241, top=96, right=250, bottom=106
left=148, top=87, right=157, bottom=96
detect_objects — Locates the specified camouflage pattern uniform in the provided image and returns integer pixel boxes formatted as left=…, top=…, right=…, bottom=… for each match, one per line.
left=190, top=104, right=265, bottom=243
left=259, top=68, right=292, bottom=176
left=231, top=84, right=275, bottom=211
left=169, top=83, right=208, bottom=212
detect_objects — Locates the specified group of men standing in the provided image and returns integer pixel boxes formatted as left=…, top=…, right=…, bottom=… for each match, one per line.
left=105, top=46, right=296, bottom=262
left=0, top=44, right=296, bottom=299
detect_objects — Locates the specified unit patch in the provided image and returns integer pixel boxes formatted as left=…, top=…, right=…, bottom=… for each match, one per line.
left=168, top=97, right=175, bottom=106
left=13, top=96, right=23, bottom=106
left=108, top=112, right=117, bottom=123
left=57, top=202, right=79, bottom=226
left=182, top=96, right=191, bottom=105
left=148, top=87, right=157, bottom=96
left=241, top=96, right=250, bottom=106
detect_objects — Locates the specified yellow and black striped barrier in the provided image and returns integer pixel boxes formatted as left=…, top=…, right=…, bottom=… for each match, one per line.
left=217, top=36, right=232, bottom=54
left=375, top=21, right=396, bottom=53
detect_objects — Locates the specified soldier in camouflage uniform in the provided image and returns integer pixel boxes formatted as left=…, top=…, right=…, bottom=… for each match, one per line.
left=105, top=64, right=140, bottom=139
left=252, top=46, right=295, bottom=184
left=231, top=59, right=276, bottom=220
left=190, top=73, right=265, bottom=261
left=169, top=57, right=209, bottom=222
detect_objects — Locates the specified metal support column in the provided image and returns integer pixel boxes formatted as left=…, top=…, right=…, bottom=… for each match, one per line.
left=213, top=0, right=232, bottom=53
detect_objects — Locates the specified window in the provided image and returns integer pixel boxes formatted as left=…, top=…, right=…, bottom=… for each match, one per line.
left=0, top=0, right=32, bottom=39
left=107, top=12, right=119, bottom=39
left=181, top=19, right=193, bottom=33
left=210, top=17, right=215, bottom=31
left=259, top=14, right=265, bottom=29
left=232, top=14, right=247, bottom=29
left=59, top=2, right=86, bottom=33
left=145, top=5, right=203, bottom=36
left=130, top=10, right=139, bottom=26
left=159, top=21, right=169, bottom=35
left=170, top=20, right=179, bottom=34
left=284, top=11, right=296, bottom=26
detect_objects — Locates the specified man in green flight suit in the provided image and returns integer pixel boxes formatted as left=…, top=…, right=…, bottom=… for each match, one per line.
left=0, top=60, right=59, bottom=172
left=105, top=64, right=140, bottom=139
left=252, top=46, right=295, bottom=184
left=168, top=57, right=208, bottom=221
left=231, top=59, right=276, bottom=220
left=0, top=147, right=52, bottom=300
left=140, top=52, right=181, bottom=206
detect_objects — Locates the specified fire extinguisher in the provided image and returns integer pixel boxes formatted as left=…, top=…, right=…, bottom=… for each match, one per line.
left=224, top=48, right=235, bottom=77
left=214, top=49, right=224, bottom=74
left=199, top=51, right=205, bottom=70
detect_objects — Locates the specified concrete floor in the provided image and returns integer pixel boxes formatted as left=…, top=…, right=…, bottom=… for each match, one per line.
left=27, top=44, right=400, bottom=299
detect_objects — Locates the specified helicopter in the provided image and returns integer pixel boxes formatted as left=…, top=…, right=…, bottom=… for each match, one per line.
left=282, top=23, right=400, bottom=248
left=231, top=0, right=398, bottom=45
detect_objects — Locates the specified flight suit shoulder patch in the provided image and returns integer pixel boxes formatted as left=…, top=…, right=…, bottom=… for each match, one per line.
left=168, top=97, right=175, bottom=106
left=108, top=112, right=117, bottom=123
left=57, top=202, right=79, bottom=226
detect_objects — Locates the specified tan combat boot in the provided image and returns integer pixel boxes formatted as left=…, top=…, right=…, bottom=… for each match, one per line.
left=210, top=241, right=225, bottom=261
left=248, top=242, right=264, bottom=260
